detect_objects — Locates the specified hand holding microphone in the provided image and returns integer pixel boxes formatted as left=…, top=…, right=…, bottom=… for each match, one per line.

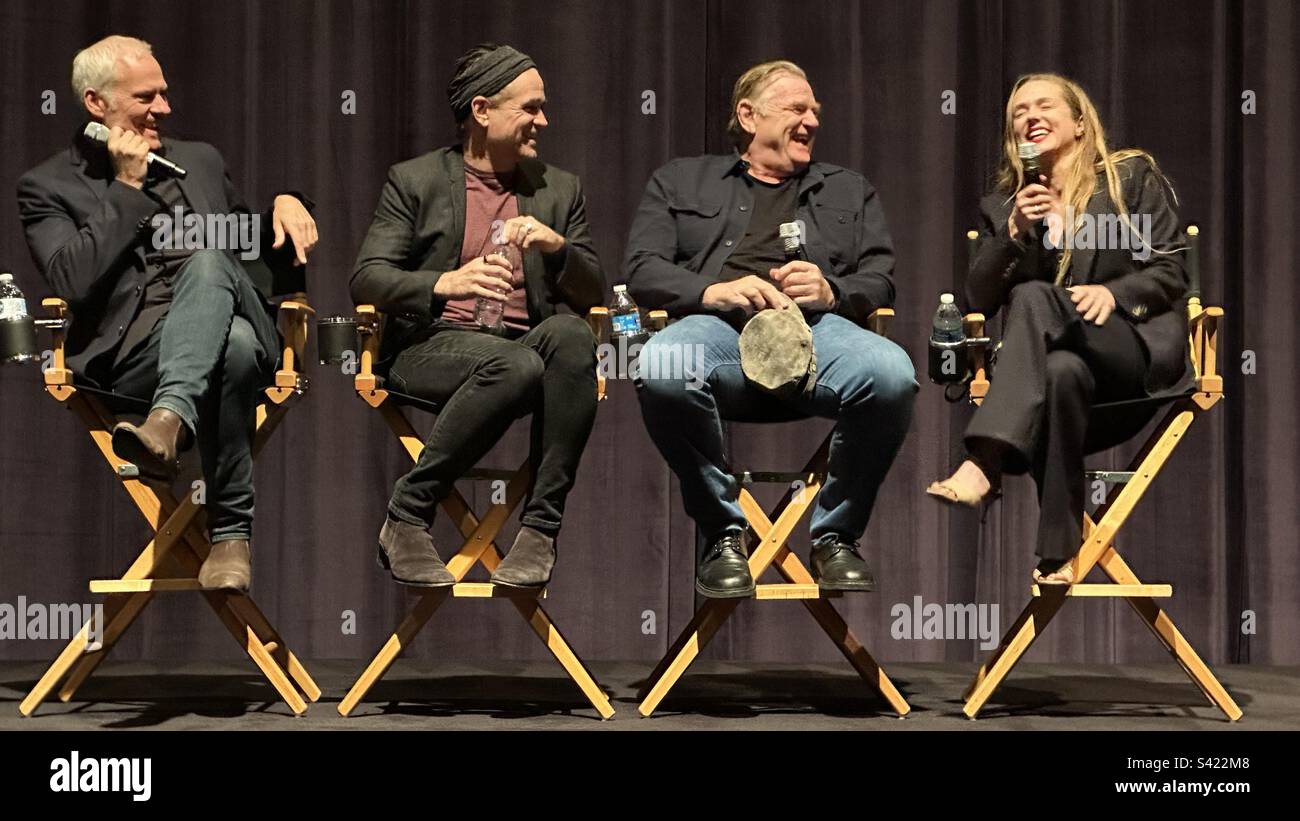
left=1008, top=141, right=1060, bottom=242
left=771, top=221, right=835, bottom=311
left=83, top=122, right=187, bottom=188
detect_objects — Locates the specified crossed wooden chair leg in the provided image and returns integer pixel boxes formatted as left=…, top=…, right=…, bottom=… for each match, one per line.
left=336, top=397, right=614, bottom=719
left=19, top=387, right=321, bottom=717
left=962, top=399, right=1242, bottom=721
left=637, top=436, right=911, bottom=718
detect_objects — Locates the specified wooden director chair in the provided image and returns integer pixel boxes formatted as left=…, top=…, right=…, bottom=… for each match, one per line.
left=637, top=308, right=911, bottom=718
left=18, top=296, right=322, bottom=716
left=335, top=305, right=615, bottom=719
left=957, top=225, right=1242, bottom=721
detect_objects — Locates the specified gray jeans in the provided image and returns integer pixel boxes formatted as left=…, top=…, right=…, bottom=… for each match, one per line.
left=109, top=250, right=279, bottom=541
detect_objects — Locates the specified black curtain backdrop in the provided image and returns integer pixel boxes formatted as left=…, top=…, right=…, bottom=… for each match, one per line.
left=0, top=0, right=1295, bottom=668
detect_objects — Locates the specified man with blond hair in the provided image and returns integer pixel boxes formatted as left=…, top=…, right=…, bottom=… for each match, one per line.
left=17, top=35, right=318, bottom=592
left=625, top=60, right=916, bottom=597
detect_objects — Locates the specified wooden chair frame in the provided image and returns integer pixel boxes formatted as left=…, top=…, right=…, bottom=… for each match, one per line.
left=958, top=226, right=1240, bottom=721
left=636, top=308, right=911, bottom=718
left=336, top=305, right=614, bottom=719
left=19, top=297, right=322, bottom=717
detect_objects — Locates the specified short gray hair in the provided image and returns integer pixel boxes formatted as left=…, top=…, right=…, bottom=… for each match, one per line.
left=71, top=35, right=153, bottom=99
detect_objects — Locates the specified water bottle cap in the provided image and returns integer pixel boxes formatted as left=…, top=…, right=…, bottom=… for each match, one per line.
left=0, top=273, right=12, bottom=283
left=940, top=293, right=954, bottom=304
left=613, top=284, right=627, bottom=292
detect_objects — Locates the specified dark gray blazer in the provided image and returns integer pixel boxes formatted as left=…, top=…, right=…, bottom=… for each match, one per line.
left=349, top=145, right=605, bottom=366
left=967, top=156, right=1193, bottom=395
left=16, top=130, right=304, bottom=380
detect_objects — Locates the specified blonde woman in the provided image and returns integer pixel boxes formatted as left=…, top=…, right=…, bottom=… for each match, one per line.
left=926, top=74, right=1191, bottom=584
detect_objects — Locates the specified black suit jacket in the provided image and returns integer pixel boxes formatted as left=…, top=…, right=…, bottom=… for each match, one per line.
left=16, top=130, right=305, bottom=380
left=350, top=145, right=605, bottom=367
left=966, top=156, right=1193, bottom=395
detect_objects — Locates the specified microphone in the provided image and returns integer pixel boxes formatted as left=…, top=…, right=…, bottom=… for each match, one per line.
left=1017, top=141, right=1051, bottom=243
left=83, top=122, right=188, bottom=179
left=779, top=221, right=805, bottom=262
left=1017, top=141, right=1041, bottom=189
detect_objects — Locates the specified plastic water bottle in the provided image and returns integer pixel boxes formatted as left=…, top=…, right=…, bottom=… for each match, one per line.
left=476, top=241, right=517, bottom=331
left=932, top=293, right=963, bottom=343
left=928, top=292, right=966, bottom=383
left=610, top=284, right=643, bottom=338
left=0, top=273, right=29, bottom=321
left=474, top=293, right=505, bottom=330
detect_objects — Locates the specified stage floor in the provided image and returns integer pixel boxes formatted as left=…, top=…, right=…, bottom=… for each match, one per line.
left=1, top=660, right=1295, bottom=730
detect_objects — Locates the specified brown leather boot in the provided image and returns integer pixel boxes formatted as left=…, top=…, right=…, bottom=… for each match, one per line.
left=198, top=539, right=252, bottom=592
left=111, top=408, right=186, bottom=481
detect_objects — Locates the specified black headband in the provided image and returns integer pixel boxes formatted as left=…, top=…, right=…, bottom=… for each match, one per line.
left=447, top=45, right=537, bottom=122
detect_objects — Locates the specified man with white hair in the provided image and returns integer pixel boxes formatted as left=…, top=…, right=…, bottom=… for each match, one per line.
left=17, top=35, right=318, bottom=592
left=625, top=60, right=917, bottom=598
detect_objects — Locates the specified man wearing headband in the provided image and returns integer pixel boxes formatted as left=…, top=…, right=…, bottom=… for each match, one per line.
left=624, top=60, right=917, bottom=598
left=352, top=43, right=604, bottom=589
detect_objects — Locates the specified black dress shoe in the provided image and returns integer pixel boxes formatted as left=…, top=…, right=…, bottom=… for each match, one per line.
left=376, top=516, right=456, bottom=587
left=490, top=526, right=556, bottom=589
left=810, top=536, right=875, bottom=592
left=696, top=532, right=755, bottom=598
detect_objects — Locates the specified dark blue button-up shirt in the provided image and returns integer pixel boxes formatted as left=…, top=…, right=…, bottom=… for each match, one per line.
left=623, top=153, right=895, bottom=326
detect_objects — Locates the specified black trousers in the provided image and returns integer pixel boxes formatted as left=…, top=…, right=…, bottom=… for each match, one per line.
left=386, top=314, right=597, bottom=535
left=108, top=250, right=279, bottom=541
left=965, top=280, right=1154, bottom=561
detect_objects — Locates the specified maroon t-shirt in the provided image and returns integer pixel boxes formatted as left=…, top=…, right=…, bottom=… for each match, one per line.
left=439, top=164, right=530, bottom=331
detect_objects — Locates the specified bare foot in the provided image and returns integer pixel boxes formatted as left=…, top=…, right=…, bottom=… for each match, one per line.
left=926, top=460, right=993, bottom=506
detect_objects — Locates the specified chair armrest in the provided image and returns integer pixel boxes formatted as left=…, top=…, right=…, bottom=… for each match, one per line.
left=587, top=307, right=610, bottom=345
left=963, top=312, right=991, bottom=405
left=275, top=296, right=315, bottom=385
left=867, top=307, right=894, bottom=338
left=354, top=305, right=384, bottom=391
left=1188, top=303, right=1224, bottom=392
left=587, top=307, right=610, bottom=402
left=40, top=299, right=72, bottom=388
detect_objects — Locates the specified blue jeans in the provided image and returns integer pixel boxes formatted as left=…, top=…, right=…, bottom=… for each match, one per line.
left=109, top=250, right=279, bottom=542
left=636, top=312, right=917, bottom=542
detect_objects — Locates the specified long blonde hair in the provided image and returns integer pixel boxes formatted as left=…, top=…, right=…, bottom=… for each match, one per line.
left=995, top=73, right=1163, bottom=283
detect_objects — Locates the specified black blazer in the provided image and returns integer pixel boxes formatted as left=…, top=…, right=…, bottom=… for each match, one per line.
left=349, top=145, right=605, bottom=366
left=966, top=156, right=1193, bottom=395
left=16, top=130, right=304, bottom=380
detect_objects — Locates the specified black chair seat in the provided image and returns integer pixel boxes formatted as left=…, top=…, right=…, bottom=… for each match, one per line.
left=384, top=389, right=445, bottom=416
left=69, top=376, right=151, bottom=415
left=1090, top=387, right=1198, bottom=412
